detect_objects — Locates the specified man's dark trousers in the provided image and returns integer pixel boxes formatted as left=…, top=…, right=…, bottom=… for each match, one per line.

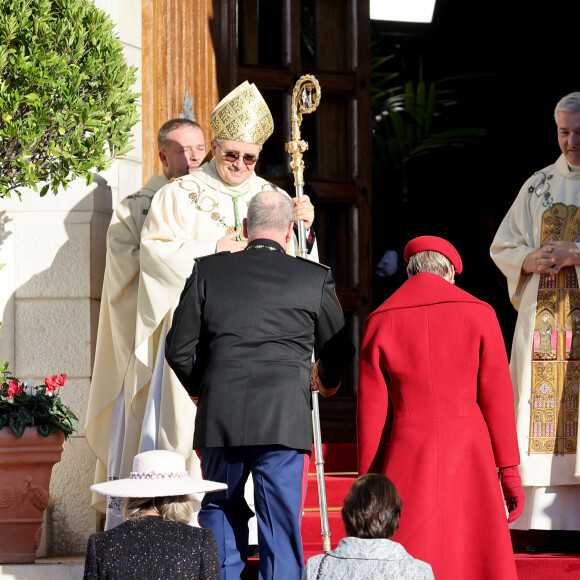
left=198, top=445, right=309, bottom=580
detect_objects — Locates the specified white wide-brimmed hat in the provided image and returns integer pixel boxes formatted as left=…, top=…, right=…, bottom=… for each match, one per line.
left=90, top=450, right=227, bottom=498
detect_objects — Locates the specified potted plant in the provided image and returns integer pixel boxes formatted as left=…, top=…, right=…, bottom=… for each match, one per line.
left=0, top=361, right=78, bottom=563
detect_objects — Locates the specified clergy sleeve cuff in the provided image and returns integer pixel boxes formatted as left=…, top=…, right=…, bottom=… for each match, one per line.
left=293, top=225, right=316, bottom=254
left=306, top=228, right=315, bottom=253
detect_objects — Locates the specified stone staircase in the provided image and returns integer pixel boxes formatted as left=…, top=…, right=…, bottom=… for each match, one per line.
left=7, top=443, right=578, bottom=579
left=0, top=557, right=84, bottom=579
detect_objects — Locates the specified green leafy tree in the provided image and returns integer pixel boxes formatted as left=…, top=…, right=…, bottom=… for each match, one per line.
left=0, top=0, right=139, bottom=199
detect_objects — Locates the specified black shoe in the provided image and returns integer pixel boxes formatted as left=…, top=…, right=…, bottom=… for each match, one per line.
left=526, top=531, right=580, bottom=554
left=525, top=541, right=554, bottom=554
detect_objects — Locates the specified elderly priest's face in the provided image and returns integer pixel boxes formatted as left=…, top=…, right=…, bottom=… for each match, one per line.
left=211, top=139, right=261, bottom=187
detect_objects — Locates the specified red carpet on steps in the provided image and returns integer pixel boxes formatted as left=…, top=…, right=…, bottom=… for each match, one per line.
left=514, top=554, right=580, bottom=580
left=301, top=443, right=357, bottom=559
left=511, top=530, right=580, bottom=580
left=241, top=443, right=580, bottom=579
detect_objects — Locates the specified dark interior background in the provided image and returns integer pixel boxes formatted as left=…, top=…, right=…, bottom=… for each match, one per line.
left=370, top=0, right=580, bottom=352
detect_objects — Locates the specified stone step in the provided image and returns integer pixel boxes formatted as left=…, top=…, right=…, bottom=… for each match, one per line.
left=0, top=557, right=84, bottom=580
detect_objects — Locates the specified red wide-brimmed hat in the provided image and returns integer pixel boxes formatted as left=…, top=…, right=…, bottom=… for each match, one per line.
left=403, top=235, right=463, bottom=274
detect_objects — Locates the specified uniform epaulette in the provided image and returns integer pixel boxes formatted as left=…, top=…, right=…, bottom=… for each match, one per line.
left=296, top=255, right=329, bottom=270
left=196, top=251, right=231, bottom=264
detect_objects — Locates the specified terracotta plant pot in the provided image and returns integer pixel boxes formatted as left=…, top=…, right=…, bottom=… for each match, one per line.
left=0, top=427, right=65, bottom=563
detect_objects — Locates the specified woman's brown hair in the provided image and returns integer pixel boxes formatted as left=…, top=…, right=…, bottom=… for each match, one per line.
left=341, top=474, right=402, bottom=539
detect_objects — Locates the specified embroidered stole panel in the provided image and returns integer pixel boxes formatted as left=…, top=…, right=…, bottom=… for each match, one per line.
left=530, top=203, right=580, bottom=455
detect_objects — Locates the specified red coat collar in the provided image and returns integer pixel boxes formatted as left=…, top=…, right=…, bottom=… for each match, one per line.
left=370, top=272, right=485, bottom=317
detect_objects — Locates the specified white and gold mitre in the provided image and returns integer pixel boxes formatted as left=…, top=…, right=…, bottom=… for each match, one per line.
left=210, top=81, right=274, bottom=146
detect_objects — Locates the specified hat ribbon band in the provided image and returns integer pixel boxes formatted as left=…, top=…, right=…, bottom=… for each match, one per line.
left=129, top=471, right=189, bottom=480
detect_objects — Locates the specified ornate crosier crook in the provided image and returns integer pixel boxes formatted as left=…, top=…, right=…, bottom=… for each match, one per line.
left=286, top=75, right=331, bottom=552
left=286, top=75, right=321, bottom=188
left=286, top=75, right=321, bottom=256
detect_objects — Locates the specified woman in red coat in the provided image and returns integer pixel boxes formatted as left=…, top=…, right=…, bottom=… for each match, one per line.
left=357, top=236, right=524, bottom=580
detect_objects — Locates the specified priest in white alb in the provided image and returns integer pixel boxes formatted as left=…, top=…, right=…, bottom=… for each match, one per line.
left=491, top=91, right=580, bottom=549
left=86, top=119, right=206, bottom=529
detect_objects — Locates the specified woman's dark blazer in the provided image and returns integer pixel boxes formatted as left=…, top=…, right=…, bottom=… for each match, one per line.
left=83, top=516, right=221, bottom=579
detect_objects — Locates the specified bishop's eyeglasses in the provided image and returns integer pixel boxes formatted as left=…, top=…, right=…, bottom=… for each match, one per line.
left=216, top=141, right=259, bottom=166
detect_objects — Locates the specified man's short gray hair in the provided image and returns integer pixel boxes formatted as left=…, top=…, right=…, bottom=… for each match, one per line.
left=246, top=190, right=293, bottom=238
left=407, top=250, right=453, bottom=279
left=554, top=92, right=580, bottom=121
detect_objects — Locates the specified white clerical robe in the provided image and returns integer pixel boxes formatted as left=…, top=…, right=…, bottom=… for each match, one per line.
left=491, top=154, right=580, bottom=530
left=86, top=174, right=168, bottom=518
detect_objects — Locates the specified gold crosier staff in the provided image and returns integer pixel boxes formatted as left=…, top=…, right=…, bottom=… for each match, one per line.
left=285, top=75, right=331, bottom=552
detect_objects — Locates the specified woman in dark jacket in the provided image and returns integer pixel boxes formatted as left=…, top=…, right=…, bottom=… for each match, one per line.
left=84, top=449, right=226, bottom=579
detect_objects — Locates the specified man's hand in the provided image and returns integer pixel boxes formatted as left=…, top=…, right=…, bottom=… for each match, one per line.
left=522, top=246, right=558, bottom=275
left=309, top=360, right=339, bottom=397
left=292, top=195, right=314, bottom=230
left=522, top=241, right=580, bottom=275
left=216, top=229, right=247, bottom=253
left=309, top=361, right=319, bottom=393
left=545, top=240, right=580, bottom=271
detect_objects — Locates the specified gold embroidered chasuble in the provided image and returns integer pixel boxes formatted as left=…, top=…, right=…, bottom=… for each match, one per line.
left=531, top=203, right=580, bottom=457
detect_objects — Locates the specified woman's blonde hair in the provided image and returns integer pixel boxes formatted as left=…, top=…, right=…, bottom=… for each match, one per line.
left=122, top=494, right=194, bottom=524
left=407, top=250, right=453, bottom=279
